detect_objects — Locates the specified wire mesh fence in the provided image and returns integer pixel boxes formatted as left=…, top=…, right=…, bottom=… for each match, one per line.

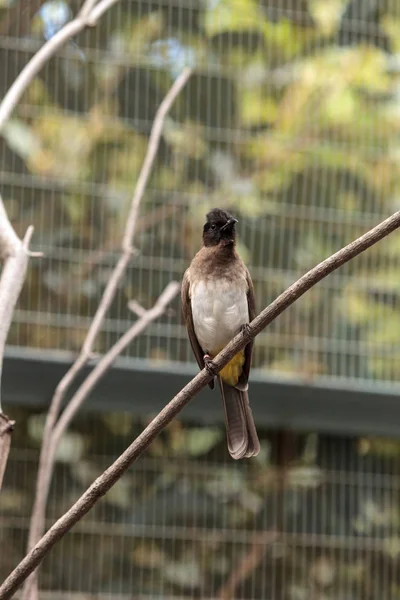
left=1, top=0, right=400, bottom=598
left=1, top=407, right=400, bottom=600
left=1, top=0, right=400, bottom=386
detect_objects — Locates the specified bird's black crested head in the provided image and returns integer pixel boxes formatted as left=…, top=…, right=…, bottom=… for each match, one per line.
left=202, top=208, right=238, bottom=247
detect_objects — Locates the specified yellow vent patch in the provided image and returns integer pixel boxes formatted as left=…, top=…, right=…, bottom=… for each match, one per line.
left=218, top=350, right=245, bottom=387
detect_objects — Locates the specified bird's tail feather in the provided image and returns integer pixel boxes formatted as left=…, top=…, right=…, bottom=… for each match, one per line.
left=218, top=377, right=260, bottom=459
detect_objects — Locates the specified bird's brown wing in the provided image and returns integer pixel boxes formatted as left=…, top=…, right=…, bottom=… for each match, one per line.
left=181, top=270, right=214, bottom=390
left=237, top=267, right=255, bottom=389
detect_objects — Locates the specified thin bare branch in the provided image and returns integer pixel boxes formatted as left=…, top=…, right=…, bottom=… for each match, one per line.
left=80, top=67, right=192, bottom=360
left=23, top=67, right=192, bottom=598
left=2, top=209, right=400, bottom=599
left=121, top=67, right=192, bottom=253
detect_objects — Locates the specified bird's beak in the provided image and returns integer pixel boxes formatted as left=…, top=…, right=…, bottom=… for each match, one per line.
left=220, top=218, right=238, bottom=231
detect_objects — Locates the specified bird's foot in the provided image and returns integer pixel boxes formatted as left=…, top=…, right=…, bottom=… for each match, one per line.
left=241, top=323, right=252, bottom=342
left=204, top=354, right=219, bottom=378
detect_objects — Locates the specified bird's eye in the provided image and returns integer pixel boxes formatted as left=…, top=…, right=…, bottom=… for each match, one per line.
left=211, top=224, right=216, bottom=230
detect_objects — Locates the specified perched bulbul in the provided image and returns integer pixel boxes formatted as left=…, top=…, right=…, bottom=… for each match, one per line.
left=181, top=208, right=260, bottom=459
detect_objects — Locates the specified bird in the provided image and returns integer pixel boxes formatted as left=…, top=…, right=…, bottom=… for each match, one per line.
left=181, top=208, right=260, bottom=459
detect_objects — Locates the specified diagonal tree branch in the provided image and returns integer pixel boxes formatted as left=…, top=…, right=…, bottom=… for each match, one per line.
left=1, top=209, right=400, bottom=599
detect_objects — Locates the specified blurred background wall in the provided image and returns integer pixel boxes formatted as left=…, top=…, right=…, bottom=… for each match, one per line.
left=1, top=0, right=400, bottom=598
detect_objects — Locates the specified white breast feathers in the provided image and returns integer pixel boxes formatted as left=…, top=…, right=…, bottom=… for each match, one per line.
left=190, top=278, right=249, bottom=356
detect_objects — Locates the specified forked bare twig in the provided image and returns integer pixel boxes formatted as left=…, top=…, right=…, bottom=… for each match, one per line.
left=22, top=67, right=192, bottom=600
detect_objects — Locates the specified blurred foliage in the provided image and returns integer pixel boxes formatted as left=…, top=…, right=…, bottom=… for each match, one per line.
left=1, top=0, right=400, bottom=383
left=1, top=407, right=400, bottom=598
